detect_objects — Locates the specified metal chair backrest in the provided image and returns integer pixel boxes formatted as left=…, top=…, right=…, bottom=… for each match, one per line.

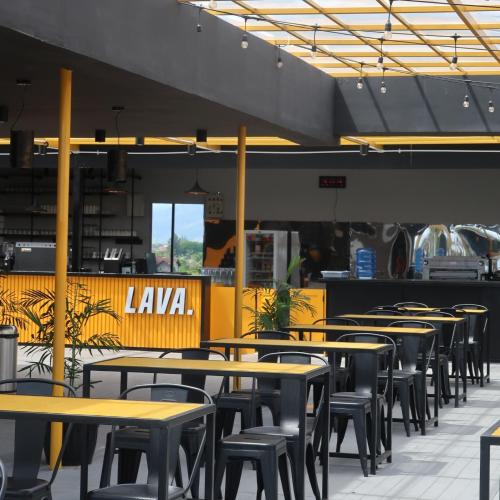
left=337, top=333, right=395, bottom=397
left=394, top=302, right=428, bottom=308
left=415, top=311, right=457, bottom=354
left=157, top=348, right=227, bottom=398
left=258, top=351, right=328, bottom=433
left=373, top=305, right=403, bottom=313
left=118, top=383, right=213, bottom=496
left=313, top=317, right=360, bottom=341
left=388, top=321, right=435, bottom=373
left=0, top=458, right=5, bottom=500
left=0, top=378, right=76, bottom=486
left=453, top=304, right=488, bottom=343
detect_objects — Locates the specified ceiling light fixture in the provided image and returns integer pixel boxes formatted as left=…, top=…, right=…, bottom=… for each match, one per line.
left=185, top=168, right=209, bottom=196
left=276, top=45, right=284, bottom=69
left=450, top=33, right=459, bottom=70
left=380, top=68, right=387, bottom=94
left=463, top=94, right=470, bottom=108
left=357, top=63, right=364, bottom=90
left=10, top=79, right=34, bottom=169
left=241, top=16, right=249, bottom=49
left=488, top=88, right=495, bottom=113
left=208, top=0, right=217, bottom=9
left=196, top=6, right=202, bottom=32
left=384, top=0, right=394, bottom=40
left=377, top=38, right=384, bottom=69
left=311, top=25, right=318, bottom=58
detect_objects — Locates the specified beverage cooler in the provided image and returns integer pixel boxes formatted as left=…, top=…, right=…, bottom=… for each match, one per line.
left=244, top=230, right=300, bottom=287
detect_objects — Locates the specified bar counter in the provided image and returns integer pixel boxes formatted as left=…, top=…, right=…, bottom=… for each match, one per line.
left=324, top=278, right=500, bottom=360
left=4, top=272, right=210, bottom=349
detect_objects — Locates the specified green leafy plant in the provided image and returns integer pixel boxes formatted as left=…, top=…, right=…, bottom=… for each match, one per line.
left=0, top=274, right=25, bottom=329
left=20, top=281, right=121, bottom=391
left=244, top=256, right=316, bottom=331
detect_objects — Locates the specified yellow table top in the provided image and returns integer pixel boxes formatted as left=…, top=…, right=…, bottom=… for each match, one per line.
left=340, top=314, right=463, bottom=323
left=288, top=324, right=435, bottom=335
left=492, top=427, right=500, bottom=437
left=402, top=307, right=487, bottom=314
left=205, top=338, right=388, bottom=351
left=0, top=394, right=202, bottom=421
left=91, top=356, right=323, bottom=375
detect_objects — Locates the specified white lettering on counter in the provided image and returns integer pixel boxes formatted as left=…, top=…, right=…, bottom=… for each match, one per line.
left=124, top=286, right=193, bottom=316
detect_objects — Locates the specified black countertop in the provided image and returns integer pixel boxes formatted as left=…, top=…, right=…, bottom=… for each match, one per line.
left=323, top=278, right=500, bottom=287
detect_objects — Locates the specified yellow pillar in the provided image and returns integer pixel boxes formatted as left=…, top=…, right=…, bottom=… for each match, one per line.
left=50, top=68, right=72, bottom=469
left=233, top=125, right=247, bottom=368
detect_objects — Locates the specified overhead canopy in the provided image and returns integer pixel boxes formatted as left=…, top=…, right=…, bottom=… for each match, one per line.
left=0, top=0, right=336, bottom=145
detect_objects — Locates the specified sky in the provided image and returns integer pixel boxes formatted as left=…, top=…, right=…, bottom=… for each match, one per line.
left=152, top=203, right=204, bottom=244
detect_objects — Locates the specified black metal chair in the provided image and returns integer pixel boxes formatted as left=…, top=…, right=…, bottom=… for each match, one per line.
left=415, top=311, right=458, bottom=405
left=366, top=308, right=404, bottom=316
left=394, top=302, right=428, bottom=308
left=233, top=331, right=295, bottom=426
left=0, top=378, right=76, bottom=500
left=385, top=321, right=436, bottom=436
left=242, top=351, right=327, bottom=500
left=327, top=333, right=394, bottom=477
left=452, top=304, right=488, bottom=384
left=0, top=458, right=6, bottom=500
left=95, top=383, right=212, bottom=500
left=215, top=433, right=292, bottom=500
left=102, top=349, right=223, bottom=498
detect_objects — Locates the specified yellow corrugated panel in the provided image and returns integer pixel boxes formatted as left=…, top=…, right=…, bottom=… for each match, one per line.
left=4, top=274, right=205, bottom=350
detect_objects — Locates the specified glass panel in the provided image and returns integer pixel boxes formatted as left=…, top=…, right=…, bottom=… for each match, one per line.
left=173, top=204, right=205, bottom=274
left=152, top=203, right=173, bottom=273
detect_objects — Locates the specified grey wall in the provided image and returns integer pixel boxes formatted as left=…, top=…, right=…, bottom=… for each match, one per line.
left=134, top=165, right=500, bottom=253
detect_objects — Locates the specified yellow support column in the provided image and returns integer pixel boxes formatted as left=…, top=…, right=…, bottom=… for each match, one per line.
left=233, top=125, right=247, bottom=371
left=50, top=68, right=72, bottom=469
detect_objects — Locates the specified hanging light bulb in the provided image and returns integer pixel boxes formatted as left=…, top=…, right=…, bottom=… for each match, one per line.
left=357, top=63, right=364, bottom=89
left=489, top=99, right=495, bottom=113
left=463, top=94, right=470, bottom=108
left=277, top=51, right=283, bottom=69
left=241, top=17, right=249, bottom=49
left=311, top=25, right=318, bottom=59
left=380, top=69, right=387, bottom=94
left=208, top=0, right=217, bottom=8
left=384, top=0, right=394, bottom=39
left=450, top=34, right=459, bottom=70
left=196, top=6, right=202, bottom=32
left=377, top=38, right=384, bottom=69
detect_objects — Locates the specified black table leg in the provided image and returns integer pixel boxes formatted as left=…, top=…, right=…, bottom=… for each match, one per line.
left=321, top=370, right=330, bottom=499
left=204, top=411, right=215, bottom=500
left=370, top=365, right=377, bottom=475
left=120, top=370, right=128, bottom=397
left=83, top=367, right=91, bottom=398
left=80, top=423, right=89, bottom=500
left=433, top=332, right=440, bottom=427
left=157, top=427, right=169, bottom=500
left=462, top=322, right=468, bottom=403
left=296, top=380, right=307, bottom=500
left=387, top=348, right=393, bottom=463
left=479, top=437, right=490, bottom=500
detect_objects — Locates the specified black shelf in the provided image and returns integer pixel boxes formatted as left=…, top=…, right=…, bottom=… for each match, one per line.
left=0, top=212, right=115, bottom=218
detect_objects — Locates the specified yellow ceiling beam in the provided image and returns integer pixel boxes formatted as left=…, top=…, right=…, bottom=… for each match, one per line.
left=341, top=136, right=500, bottom=145
left=245, top=23, right=500, bottom=32
left=273, top=38, right=500, bottom=46
left=314, top=61, right=500, bottom=68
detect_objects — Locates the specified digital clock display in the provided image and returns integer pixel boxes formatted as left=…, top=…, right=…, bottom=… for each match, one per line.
left=318, top=176, right=346, bottom=189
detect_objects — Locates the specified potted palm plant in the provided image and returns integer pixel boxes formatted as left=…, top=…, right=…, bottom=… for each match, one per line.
left=21, top=281, right=121, bottom=465
left=245, top=256, right=316, bottom=331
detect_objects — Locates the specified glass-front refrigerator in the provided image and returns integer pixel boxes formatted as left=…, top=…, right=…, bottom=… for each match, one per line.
left=244, top=230, right=300, bottom=287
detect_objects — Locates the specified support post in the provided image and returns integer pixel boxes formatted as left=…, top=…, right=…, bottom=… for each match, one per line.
left=50, top=68, right=72, bottom=469
left=233, top=125, right=247, bottom=366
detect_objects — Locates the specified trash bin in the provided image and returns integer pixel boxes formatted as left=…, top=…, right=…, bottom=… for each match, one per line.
left=0, top=326, right=18, bottom=392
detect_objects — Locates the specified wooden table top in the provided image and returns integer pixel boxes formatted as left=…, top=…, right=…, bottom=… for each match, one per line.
left=88, top=356, right=325, bottom=376
left=340, top=314, right=464, bottom=323
left=492, top=427, right=500, bottom=437
left=401, top=307, right=487, bottom=315
left=286, top=323, right=435, bottom=335
left=0, top=394, right=204, bottom=424
left=204, top=337, right=391, bottom=351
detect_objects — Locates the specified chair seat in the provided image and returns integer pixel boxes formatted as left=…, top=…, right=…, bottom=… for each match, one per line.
left=6, top=477, right=50, bottom=495
left=87, top=483, right=184, bottom=500
left=242, top=418, right=315, bottom=439
left=221, top=433, right=287, bottom=451
left=216, top=391, right=261, bottom=408
left=331, top=392, right=384, bottom=409
left=379, top=369, right=418, bottom=381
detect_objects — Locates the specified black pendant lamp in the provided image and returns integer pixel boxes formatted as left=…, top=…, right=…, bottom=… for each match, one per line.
left=107, top=106, right=127, bottom=183
left=10, top=80, right=34, bottom=169
left=185, top=168, right=209, bottom=196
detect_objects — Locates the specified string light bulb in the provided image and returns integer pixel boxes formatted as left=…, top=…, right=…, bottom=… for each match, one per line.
left=357, top=63, right=364, bottom=90
left=276, top=46, right=283, bottom=68
left=311, top=25, right=318, bottom=59
left=196, top=6, right=202, bottom=32
left=208, top=0, right=217, bottom=8
left=450, top=33, right=459, bottom=70
left=384, top=0, right=394, bottom=40
left=463, top=94, right=470, bottom=108
left=380, top=69, right=387, bottom=94
left=377, top=38, right=384, bottom=69
left=489, top=99, right=495, bottom=113
left=241, top=17, right=249, bottom=49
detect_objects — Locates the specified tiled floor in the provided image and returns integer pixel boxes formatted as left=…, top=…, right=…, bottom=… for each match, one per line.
left=2, top=349, right=500, bottom=499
